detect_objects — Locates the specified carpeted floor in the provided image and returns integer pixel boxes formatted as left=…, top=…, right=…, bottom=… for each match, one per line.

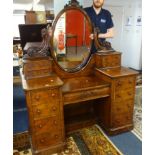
left=132, top=85, right=142, bottom=140
left=14, top=125, right=122, bottom=155
left=132, top=104, right=142, bottom=140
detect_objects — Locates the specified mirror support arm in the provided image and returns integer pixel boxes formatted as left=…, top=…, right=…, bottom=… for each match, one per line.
left=94, top=27, right=115, bottom=53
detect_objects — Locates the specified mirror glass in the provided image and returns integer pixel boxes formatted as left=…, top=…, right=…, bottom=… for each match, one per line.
left=52, top=9, right=91, bottom=72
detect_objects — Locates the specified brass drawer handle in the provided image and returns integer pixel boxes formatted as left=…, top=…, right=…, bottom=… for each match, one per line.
left=51, top=79, right=54, bottom=82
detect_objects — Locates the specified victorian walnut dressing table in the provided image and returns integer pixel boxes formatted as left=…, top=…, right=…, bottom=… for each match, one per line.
left=21, top=1, right=138, bottom=154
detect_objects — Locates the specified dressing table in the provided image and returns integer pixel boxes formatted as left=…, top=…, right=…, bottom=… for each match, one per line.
left=21, top=1, right=138, bottom=154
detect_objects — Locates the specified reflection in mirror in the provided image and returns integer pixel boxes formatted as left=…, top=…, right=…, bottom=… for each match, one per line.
left=53, top=10, right=91, bottom=71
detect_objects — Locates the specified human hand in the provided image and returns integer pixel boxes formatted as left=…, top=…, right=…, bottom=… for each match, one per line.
left=89, top=34, right=94, bottom=40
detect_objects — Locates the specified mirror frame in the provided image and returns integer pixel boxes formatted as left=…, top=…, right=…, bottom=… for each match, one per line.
left=50, top=0, right=93, bottom=73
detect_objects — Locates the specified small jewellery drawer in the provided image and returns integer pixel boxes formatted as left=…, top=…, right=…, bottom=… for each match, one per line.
left=33, top=117, right=60, bottom=135
left=115, top=77, right=135, bottom=91
left=32, top=102, right=59, bottom=120
left=63, top=87, right=110, bottom=104
left=114, top=89, right=134, bottom=102
left=31, top=89, right=59, bottom=105
left=102, top=55, right=121, bottom=68
left=34, top=132, right=61, bottom=150
left=24, top=60, right=52, bottom=72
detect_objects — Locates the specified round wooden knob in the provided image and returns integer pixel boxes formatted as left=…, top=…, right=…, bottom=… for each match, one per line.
left=117, top=107, right=121, bottom=111
left=55, top=135, right=58, bottom=139
left=39, top=124, right=42, bottom=128
left=117, top=81, right=122, bottom=87
left=36, top=109, right=41, bottom=114
left=53, top=120, right=57, bottom=125
left=51, top=93, right=55, bottom=97
left=52, top=107, right=56, bottom=111
left=40, top=139, right=45, bottom=143
left=126, top=116, right=129, bottom=120
left=35, top=95, right=40, bottom=101
left=51, top=79, right=54, bottom=82
left=116, top=94, right=121, bottom=98
left=86, top=80, right=89, bottom=82
left=127, top=104, right=130, bottom=108
left=128, top=80, right=133, bottom=84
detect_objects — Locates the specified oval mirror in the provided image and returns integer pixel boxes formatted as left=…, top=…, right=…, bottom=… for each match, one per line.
left=50, top=6, right=92, bottom=72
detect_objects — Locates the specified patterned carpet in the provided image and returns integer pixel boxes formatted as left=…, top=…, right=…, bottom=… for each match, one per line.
left=132, top=104, right=142, bottom=140
left=13, top=125, right=122, bottom=155
left=132, top=85, right=142, bottom=140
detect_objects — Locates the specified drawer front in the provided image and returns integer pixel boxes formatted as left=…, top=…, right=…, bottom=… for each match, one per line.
left=33, top=117, right=60, bottom=135
left=102, top=55, right=121, bottom=68
left=34, top=132, right=62, bottom=150
left=114, top=88, right=135, bottom=102
left=31, top=89, right=59, bottom=105
left=115, top=77, right=136, bottom=91
left=112, top=99, right=134, bottom=115
left=63, top=87, right=110, bottom=104
left=25, top=69, right=52, bottom=79
left=24, top=60, right=52, bottom=72
left=32, top=101, right=59, bottom=120
left=95, top=54, right=121, bottom=68
left=112, top=112, right=133, bottom=128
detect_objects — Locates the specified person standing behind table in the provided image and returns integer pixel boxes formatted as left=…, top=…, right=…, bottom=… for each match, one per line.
left=84, top=0, right=114, bottom=54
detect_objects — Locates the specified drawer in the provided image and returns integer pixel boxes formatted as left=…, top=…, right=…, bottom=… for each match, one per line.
left=95, top=54, right=121, bottom=68
left=31, top=89, right=59, bottom=105
left=112, top=99, right=134, bottom=115
left=115, top=77, right=136, bottom=91
left=114, top=89, right=135, bottom=102
left=33, top=117, right=60, bottom=135
left=32, top=101, right=59, bottom=120
left=112, top=112, right=133, bottom=128
left=25, top=69, right=52, bottom=79
left=24, top=60, right=52, bottom=72
left=34, top=132, right=62, bottom=150
left=102, top=55, right=121, bottom=68
left=63, top=87, right=110, bottom=104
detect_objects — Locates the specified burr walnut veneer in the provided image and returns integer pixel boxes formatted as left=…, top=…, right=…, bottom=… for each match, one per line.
left=21, top=51, right=138, bottom=155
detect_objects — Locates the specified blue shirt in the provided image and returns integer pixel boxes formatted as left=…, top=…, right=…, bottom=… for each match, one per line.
left=84, top=6, right=114, bottom=53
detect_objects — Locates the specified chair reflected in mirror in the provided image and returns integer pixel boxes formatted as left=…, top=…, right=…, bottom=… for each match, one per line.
left=52, top=9, right=92, bottom=71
